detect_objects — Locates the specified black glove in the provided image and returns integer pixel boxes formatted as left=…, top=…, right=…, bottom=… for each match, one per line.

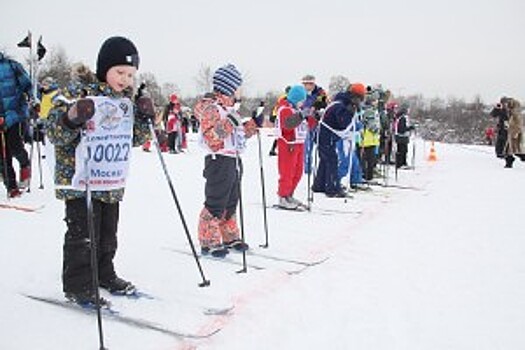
left=136, top=96, right=155, bottom=121
left=313, top=96, right=327, bottom=110
left=67, top=98, right=95, bottom=127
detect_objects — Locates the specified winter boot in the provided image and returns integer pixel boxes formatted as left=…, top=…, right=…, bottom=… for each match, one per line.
left=100, top=276, right=136, bottom=295
left=65, top=291, right=110, bottom=308
left=8, top=187, right=22, bottom=198
left=201, top=245, right=229, bottom=258
left=504, top=156, right=515, bottom=168
left=278, top=196, right=299, bottom=210
left=224, top=239, right=249, bottom=253
left=19, top=166, right=31, bottom=189
left=288, top=196, right=306, bottom=208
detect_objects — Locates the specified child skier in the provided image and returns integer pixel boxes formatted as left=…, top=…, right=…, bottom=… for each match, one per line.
left=194, top=64, right=258, bottom=258
left=394, top=103, right=414, bottom=168
left=361, top=93, right=381, bottom=181
left=275, top=85, right=308, bottom=209
left=47, top=36, right=150, bottom=306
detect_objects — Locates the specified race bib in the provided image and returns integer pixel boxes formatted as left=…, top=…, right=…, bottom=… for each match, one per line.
left=71, top=96, right=134, bottom=191
left=295, top=121, right=308, bottom=141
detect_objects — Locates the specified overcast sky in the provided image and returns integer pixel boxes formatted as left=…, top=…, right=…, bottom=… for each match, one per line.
left=1, top=0, right=524, bottom=102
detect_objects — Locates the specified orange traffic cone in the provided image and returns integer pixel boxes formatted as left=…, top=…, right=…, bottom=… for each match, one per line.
left=427, top=141, right=437, bottom=162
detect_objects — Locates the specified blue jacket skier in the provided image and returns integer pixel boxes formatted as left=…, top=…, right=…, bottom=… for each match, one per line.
left=0, top=52, right=33, bottom=197
left=312, top=87, right=361, bottom=197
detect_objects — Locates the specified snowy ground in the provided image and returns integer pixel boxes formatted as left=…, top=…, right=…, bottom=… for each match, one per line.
left=1, top=130, right=524, bottom=350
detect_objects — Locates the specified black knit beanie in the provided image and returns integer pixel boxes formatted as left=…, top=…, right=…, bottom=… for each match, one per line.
left=96, top=36, right=140, bottom=82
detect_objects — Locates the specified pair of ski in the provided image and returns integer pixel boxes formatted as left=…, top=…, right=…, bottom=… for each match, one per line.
left=167, top=247, right=329, bottom=275
left=22, top=289, right=231, bottom=340
left=269, top=203, right=362, bottom=216
left=0, top=202, right=45, bottom=212
left=365, top=180, right=423, bottom=191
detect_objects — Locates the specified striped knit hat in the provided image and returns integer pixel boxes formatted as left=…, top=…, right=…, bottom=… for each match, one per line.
left=213, top=64, right=243, bottom=96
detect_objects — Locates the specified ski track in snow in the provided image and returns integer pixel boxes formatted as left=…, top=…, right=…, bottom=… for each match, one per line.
left=1, top=131, right=525, bottom=350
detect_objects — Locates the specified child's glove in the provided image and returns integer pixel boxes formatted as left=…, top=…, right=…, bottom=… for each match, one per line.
left=67, top=98, right=95, bottom=127
left=226, top=112, right=243, bottom=127
left=283, top=111, right=305, bottom=129
left=136, top=97, right=155, bottom=121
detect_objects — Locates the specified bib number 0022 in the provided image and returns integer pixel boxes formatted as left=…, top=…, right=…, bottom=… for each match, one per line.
left=87, top=143, right=130, bottom=163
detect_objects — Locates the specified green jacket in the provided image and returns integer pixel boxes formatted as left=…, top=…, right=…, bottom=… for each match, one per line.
left=46, top=82, right=150, bottom=203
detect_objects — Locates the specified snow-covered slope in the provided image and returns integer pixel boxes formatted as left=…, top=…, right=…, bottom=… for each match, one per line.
left=1, top=131, right=524, bottom=350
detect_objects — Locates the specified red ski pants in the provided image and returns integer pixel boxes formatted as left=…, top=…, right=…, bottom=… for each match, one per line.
left=277, top=140, right=304, bottom=197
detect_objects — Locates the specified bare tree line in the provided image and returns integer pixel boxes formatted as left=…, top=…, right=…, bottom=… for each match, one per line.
left=34, top=46, right=506, bottom=144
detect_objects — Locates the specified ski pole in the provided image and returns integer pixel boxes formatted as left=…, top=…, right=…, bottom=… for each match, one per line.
left=235, top=150, right=248, bottom=273
left=0, top=130, right=10, bottom=199
left=36, top=137, right=44, bottom=189
left=345, top=115, right=357, bottom=196
left=26, top=121, right=34, bottom=193
left=146, top=117, right=210, bottom=287
left=256, top=130, right=269, bottom=248
left=309, top=127, right=320, bottom=211
left=393, top=132, right=398, bottom=181
left=306, top=130, right=313, bottom=210
left=384, top=133, right=390, bottom=187
left=35, top=121, right=44, bottom=189
left=411, top=127, right=416, bottom=170
left=81, top=127, right=107, bottom=350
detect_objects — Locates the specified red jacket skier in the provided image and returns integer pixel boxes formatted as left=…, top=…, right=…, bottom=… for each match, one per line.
left=275, top=85, right=308, bottom=209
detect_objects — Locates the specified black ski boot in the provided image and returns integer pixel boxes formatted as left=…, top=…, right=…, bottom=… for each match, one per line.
left=202, top=245, right=229, bottom=258
left=65, top=291, right=110, bottom=308
left=504, top=156, right=515, bottom=168
left=100, top=277, right=136, bottom=295
left=224, top=239, right=249, bottom=253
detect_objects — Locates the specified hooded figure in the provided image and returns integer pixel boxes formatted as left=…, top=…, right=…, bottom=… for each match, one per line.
left=312, top=91, right=356, bottom=197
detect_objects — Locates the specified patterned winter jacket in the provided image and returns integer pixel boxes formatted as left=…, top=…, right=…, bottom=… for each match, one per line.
left=0, top=53, right=32, bottom=128
left=194, top=93, right=257, bottom=155
left=46, top=82, right=150, bottom=203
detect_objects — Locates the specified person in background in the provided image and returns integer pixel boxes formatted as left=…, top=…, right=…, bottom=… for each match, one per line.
left=490, top=98, right=510, bottom=158
left=394, top=103, right=414, bottom=169
left=485, top=126, right=495, bottom=146
left=503, top=98, right=525, bottom=168
left=268, top=86, right=290, bottom=156
left=301, top=75, right=328, bottom=175
left=0, top=51, right=33, bottom=197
